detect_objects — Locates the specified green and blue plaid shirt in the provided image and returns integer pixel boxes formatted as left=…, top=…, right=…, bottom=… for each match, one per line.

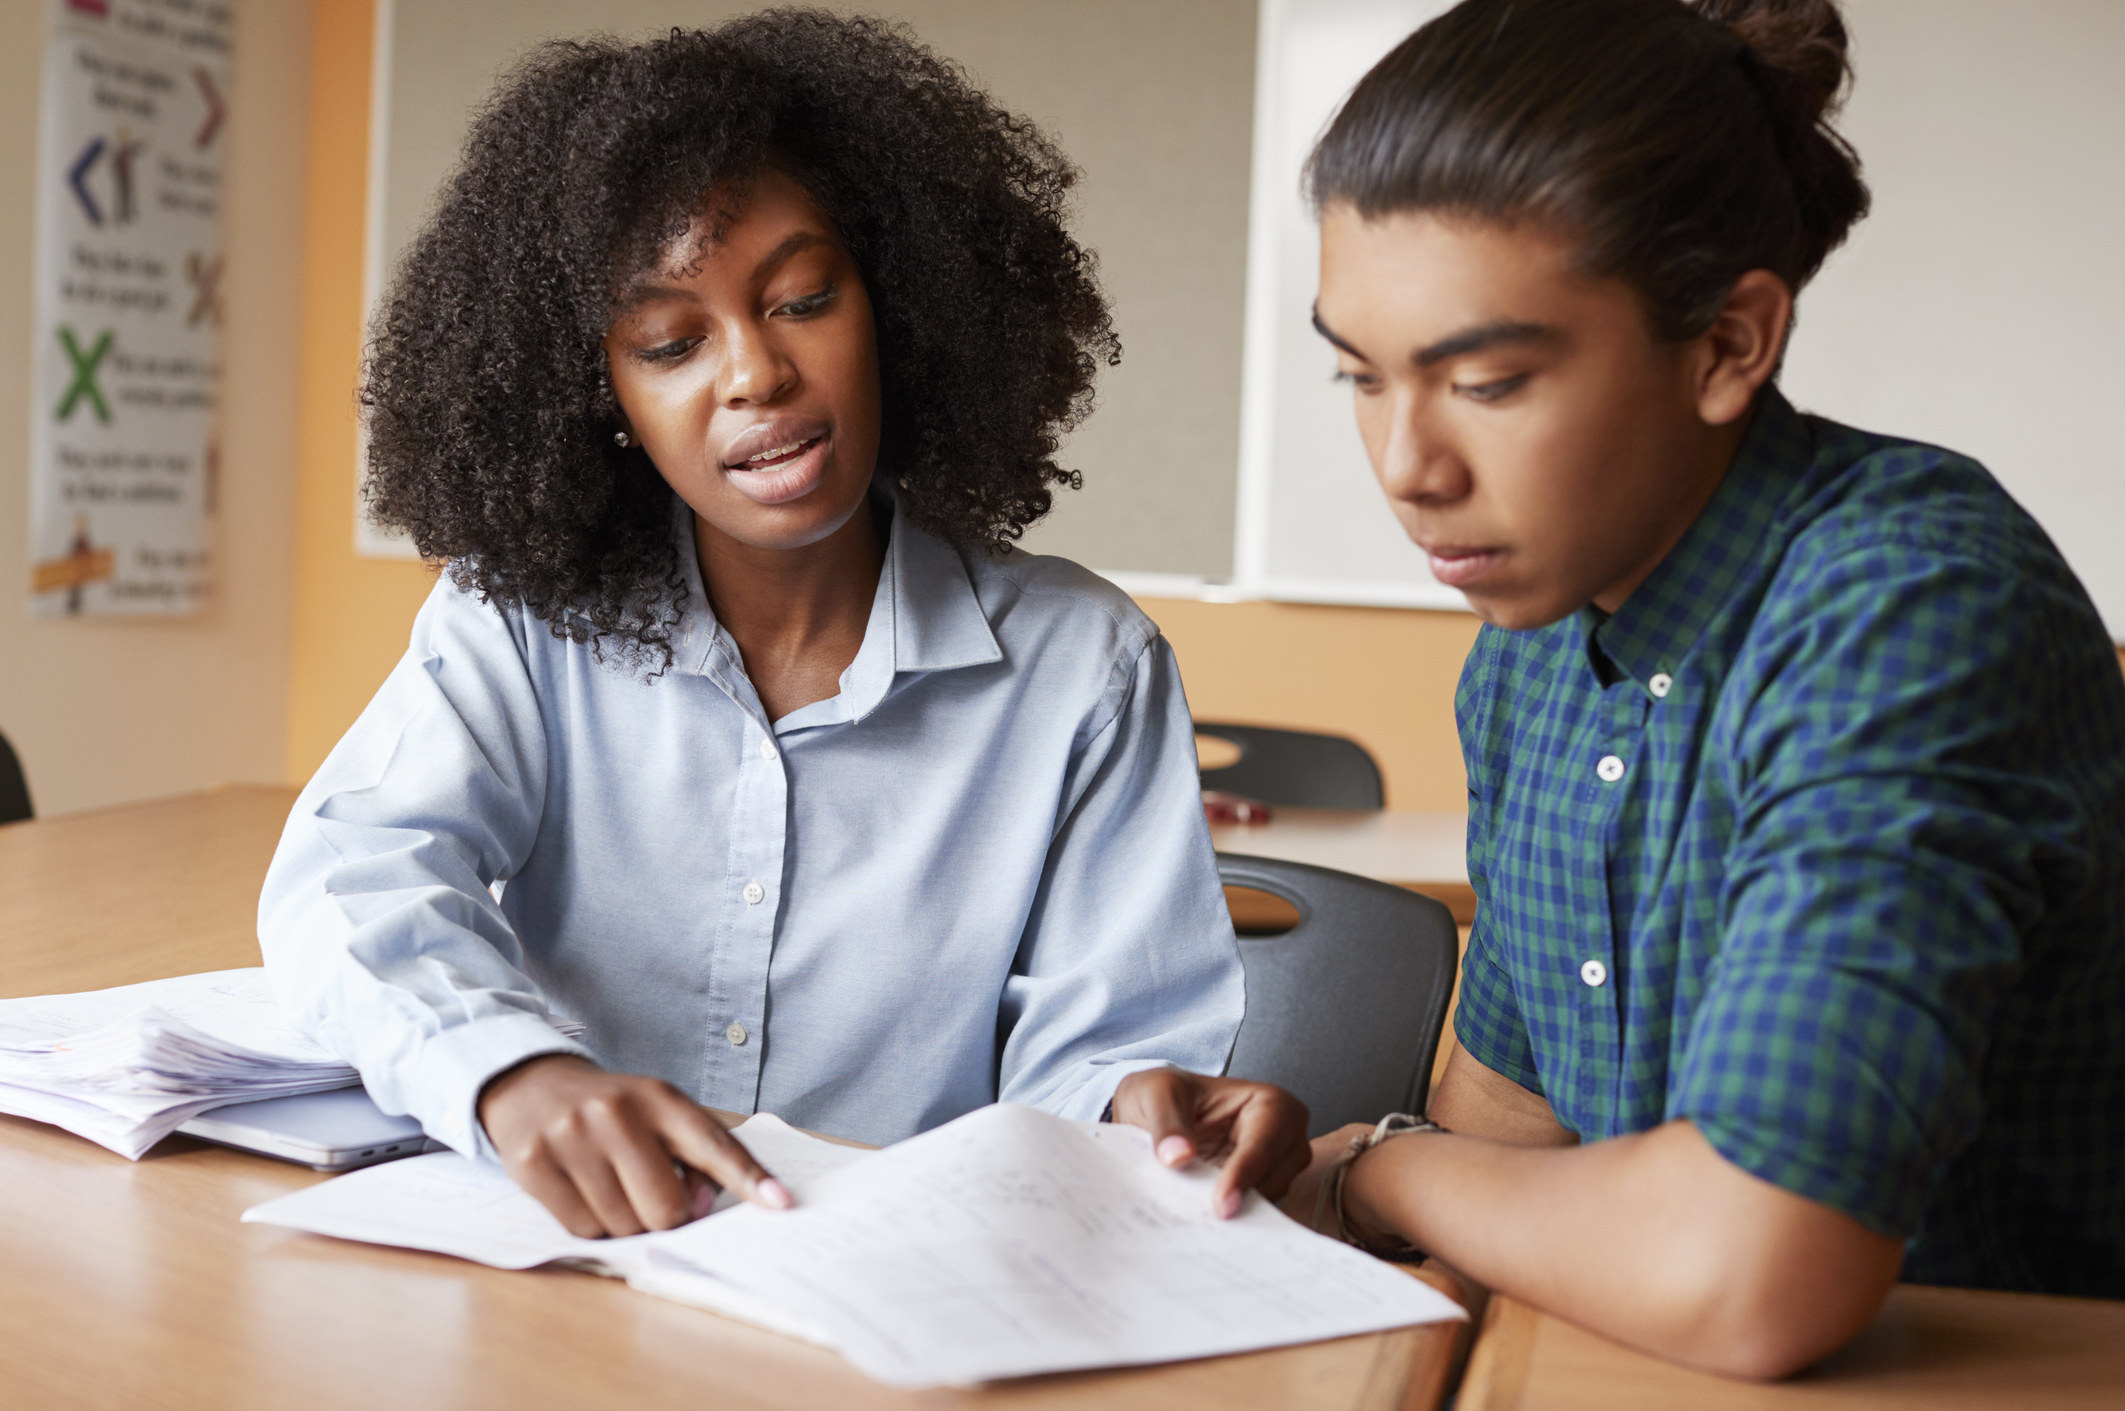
left=1454, top=388, right=2125, bottom=1296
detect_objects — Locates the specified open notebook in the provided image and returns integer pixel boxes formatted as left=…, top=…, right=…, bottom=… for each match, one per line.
left=245, top=1104, right=1464, bottom=1388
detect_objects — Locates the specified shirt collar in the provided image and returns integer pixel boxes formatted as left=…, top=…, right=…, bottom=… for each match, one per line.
left=670, top=491, right=1002, bottom=728
left=1582, top=388, right=1816, bottom=691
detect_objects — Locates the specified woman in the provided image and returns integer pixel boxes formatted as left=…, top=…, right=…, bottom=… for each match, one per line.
left=1289, top=0, right=2125, bottom=1379
left=260, top=13, right=1307, bottom=1239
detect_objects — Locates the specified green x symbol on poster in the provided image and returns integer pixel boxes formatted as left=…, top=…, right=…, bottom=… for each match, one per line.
left=56, top=326, right=113, bottom=423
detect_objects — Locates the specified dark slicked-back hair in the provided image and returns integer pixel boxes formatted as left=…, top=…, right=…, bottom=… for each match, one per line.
left=1307, top=0, right=1870, bottom=342
left=362, top=10, right=1118, bottom=667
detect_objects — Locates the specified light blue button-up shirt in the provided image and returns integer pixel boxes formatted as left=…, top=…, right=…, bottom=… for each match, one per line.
left=258, top=500, right=1243, bottom=1157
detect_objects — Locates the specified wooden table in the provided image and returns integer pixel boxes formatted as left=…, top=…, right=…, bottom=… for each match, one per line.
left=1458, top=1290, right=2125, bottom=1410
left=1210, top=809, right=1473, bottom=924
left=0, top=787, right=1469, bottom=1411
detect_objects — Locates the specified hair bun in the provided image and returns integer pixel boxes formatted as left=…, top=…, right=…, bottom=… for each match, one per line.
left=1693, top=0, right=1852, bottom=126
left=1693, top=0, right=1867, bottom=279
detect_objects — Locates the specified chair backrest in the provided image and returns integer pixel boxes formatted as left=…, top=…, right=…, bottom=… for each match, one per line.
left=1218, top=852, right=1457, bottom=1137
left=0, top=731, right=32, bottom=826
left=1196, top=722, right=1384, bottom=810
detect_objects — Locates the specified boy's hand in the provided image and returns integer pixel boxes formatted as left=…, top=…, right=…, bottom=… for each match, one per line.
left=477, top=1054, right=793, bottom=1238
left=1110, top=1068, right=1311, bottom=1218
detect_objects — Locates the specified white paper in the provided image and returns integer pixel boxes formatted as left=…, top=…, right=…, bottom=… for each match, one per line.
left=242, top=1112, right=865, bottom=1346
left=650, top=1106, right=1463, bottom=1386
left=0, top=969, right=580, bottom=1159
left=245, top=1104, right=1462, bottom=1388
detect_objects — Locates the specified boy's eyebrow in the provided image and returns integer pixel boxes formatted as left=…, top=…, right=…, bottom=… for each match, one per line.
left=1310, top=305, right=1562, bottom=367
left=612, top=231, right=835, bottom=315
left=1412, top=319, right=1562, bottom=366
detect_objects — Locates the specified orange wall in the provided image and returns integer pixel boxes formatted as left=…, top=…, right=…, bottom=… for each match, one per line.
left=1144, top=599, right=1480, bottom=812
left=286, top=0, right=439, bottom=784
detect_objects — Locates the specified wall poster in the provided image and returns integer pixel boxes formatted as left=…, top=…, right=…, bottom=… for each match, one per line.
left=26, top=0, right=230, bottom=617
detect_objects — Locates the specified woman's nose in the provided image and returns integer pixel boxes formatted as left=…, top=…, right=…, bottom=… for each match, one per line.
left=718, top=321, right=795, bottom=406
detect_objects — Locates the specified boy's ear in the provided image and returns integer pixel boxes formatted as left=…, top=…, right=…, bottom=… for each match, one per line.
left=1693, top=270, right=1793, bottom=426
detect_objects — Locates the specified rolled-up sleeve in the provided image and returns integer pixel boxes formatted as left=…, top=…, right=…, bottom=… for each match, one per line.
left=258, top=579, right=590, bottom=1158
left=1674, top=534, right=2095, bottom=1237
left=995, top=633, right=1246, bottom=1121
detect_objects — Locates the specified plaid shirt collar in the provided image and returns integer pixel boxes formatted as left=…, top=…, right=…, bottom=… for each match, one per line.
left=1577, top=388, right=1817, bottom=692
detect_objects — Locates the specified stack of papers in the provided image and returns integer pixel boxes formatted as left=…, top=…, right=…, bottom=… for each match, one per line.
left=0, top=969, right=367, bottom=1158
left=246, top=1103, right=1465, bottom=1387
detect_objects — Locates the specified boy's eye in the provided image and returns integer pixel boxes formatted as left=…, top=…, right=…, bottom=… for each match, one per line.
left=1454, top=373, right=1530, bottom=403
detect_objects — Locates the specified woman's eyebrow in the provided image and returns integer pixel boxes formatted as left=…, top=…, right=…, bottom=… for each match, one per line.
left=613, top=282, right=694, bottom=315
left=611, top=231, right=834, bottom=316
left=752, top=230, right=832, bottom=279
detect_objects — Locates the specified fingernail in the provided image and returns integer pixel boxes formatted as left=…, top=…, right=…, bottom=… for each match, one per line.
left=1218, top=1188, right=1242, bottom=1219
left=1157, top=1136, right=1194, bottom=1166
left=757, top=1177, right=795, bottom=1210
left=691, top=1182, right=718, bottom=1218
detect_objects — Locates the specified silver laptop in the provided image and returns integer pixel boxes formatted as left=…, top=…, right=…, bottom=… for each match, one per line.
left=177, top=1086, right=443, bottom=1171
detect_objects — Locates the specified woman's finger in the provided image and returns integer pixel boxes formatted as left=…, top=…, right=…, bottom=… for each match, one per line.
left=591, top=1099, right=698, bottom=1231
left=654, top=1092, right=794, bottom=1210
left=507, top=1149, right=609, bottom=1240
left=1209, top=1085, right=1311, bottom=1216
left=1113, top=1067, right=1203, bottom=1168
left=553, top=1134, right=651, bottom=1237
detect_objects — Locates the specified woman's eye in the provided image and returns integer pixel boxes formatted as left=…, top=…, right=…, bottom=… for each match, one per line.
left=1454, top=373, right=1530, bottom=403
left=776, top=284, right=837, bottom=319
left=632, top=337, right=699, bottom=364
left=1331, top=368, right=1382, bottom=394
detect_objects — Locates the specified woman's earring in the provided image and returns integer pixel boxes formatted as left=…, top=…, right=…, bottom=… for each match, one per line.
left=613, top=430, right=632, bottom=448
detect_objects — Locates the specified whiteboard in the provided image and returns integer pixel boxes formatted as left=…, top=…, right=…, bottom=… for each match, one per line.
left=1234, top=0, right=1462, bottom=610
left=1235, top=0, right=2125, bottom=641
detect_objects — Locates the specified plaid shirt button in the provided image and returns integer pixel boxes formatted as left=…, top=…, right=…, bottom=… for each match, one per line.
left=1451, top=387, right=2125, bottom=1295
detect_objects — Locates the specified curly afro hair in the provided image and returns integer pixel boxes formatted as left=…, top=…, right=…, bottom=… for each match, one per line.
left=361, top=9, right=1119, bottom=666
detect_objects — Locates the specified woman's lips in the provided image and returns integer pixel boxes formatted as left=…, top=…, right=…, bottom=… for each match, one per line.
left=723, top=433, right=829, bottom=506
left=1426, top=546, right=1506, bottom=589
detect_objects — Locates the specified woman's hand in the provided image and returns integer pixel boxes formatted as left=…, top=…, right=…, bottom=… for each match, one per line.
left=1110, top=1068, right=1312, bottom=1218
left=477, top=1054, right=793, bottom=1238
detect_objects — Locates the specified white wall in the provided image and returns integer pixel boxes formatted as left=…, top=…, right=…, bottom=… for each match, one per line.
left=1782, top=0, right=2125, bottom=641
left=0, top=0, right=310, bottom=816
left=1241, top=0, right=2125, bottom=637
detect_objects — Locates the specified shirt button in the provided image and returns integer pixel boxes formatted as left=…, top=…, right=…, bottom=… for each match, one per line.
left=1649, top=673, right=1673, bottom=699
left=726, top=1021, right=748, bottom=1047
left=742, top=880, right=765, bottom=906
left=1596, top=754, right=1626, bottom=782
left=1580, top=959, right=1608, bottom=987
left=758, top=737, right=777, bottom=761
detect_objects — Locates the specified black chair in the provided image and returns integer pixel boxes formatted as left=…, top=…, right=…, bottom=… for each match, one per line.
left=1218, top=853, right=1457, bottom=1137
left=1196, top=722, right=1384, bottom=810
left=0, top=731, right=31, bottom=826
